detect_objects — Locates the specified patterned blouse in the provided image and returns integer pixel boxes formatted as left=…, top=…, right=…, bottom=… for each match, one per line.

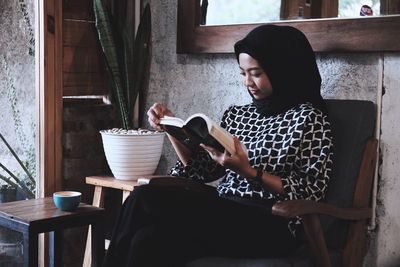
left=169, top=102, right=333, bottom=235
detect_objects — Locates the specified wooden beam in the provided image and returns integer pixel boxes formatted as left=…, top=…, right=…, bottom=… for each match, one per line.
left=36, top=0, right=63, bottom=266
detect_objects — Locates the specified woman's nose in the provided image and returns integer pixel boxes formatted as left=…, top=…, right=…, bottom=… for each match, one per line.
left=243, top=75, right=253, bottom=87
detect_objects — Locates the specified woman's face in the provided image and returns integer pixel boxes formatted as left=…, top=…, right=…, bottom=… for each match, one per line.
left=239, top=53, right=273, bottom=100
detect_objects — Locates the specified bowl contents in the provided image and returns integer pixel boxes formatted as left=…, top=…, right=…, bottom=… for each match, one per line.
left=101, top=128, right=163, bottom=135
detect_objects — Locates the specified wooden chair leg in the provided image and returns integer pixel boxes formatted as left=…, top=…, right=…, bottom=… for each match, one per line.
left=302, top=214, right=331, bottom=267
left=83, top=186, right=104, bottom=267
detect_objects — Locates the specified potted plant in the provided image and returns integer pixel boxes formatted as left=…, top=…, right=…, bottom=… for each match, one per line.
left=0, top=132, right=35, bottom=201
left=0, top=132, right=34, bottom=265
left=94, top=0, right=164, bottom=180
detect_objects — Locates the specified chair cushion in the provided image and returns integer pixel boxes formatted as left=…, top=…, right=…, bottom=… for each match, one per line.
left=321, top=100, right=375, bottom=249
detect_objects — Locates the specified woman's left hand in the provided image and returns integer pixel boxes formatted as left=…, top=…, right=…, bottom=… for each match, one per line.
left=200, top=136, right=254, bottom=178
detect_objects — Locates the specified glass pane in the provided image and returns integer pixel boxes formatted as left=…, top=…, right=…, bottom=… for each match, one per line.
left=202, top=0, right=400, bottom=26
left=339, top=0, right=380, bottom=17
left=202, top=0, right=281, bottom=25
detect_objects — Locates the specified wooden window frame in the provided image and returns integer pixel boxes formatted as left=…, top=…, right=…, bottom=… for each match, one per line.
left=177, top=0, right=400, bottom=53
left=36, top=0, right=63, bottom=266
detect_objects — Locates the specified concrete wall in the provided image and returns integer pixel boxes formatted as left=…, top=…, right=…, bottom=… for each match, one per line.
left=146, top=1, right=400, bottom=266
left=0, top=0, right=35, bottom=265
left=0, top=0, right=36, bottom=189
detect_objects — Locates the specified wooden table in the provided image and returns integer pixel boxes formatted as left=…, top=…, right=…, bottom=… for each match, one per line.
left=0, top=197, right=105, bottom=267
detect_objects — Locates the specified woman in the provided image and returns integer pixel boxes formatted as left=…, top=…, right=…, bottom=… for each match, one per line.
left=103, top=25, right=333, bottom=267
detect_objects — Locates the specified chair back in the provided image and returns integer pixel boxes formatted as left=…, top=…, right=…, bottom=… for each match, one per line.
left=322, top=99, right=376, bottom=248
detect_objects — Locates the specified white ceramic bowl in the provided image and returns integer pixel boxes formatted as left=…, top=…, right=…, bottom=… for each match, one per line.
left=100, top=130, right=165, bottom=180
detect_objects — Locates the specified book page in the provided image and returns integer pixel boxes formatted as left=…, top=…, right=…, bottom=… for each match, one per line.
left=159, top=116, right=185, bottom=127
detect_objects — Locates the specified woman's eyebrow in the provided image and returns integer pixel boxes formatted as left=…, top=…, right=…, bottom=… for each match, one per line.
left=239, top=66, right=262, bottom=71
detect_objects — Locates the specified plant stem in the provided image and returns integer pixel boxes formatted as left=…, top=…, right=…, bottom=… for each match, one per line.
left=0, top=173, right=20, bottom=190
left=0, top=132, right=36, bottom=185
left=0, top=162, right=34, bottom=199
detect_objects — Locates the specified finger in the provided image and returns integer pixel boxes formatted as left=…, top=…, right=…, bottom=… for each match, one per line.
left=154, top=103, right=174, bottom=118
left=233, top=136, right=243, bottom=154
left=148, top=109, right=161, bottom=124
left=201, top=144, right=221, bottom=156
left=152, top=103, right=165, bottom=117
left=222, top=145, right=232, bottom=157
left=147, top=118, right=162, bottom=131
left=161, top=106, right=174, bottom=117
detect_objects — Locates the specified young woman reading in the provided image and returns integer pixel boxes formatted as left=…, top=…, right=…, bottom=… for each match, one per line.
left=103, top=24, right=333, bottom=267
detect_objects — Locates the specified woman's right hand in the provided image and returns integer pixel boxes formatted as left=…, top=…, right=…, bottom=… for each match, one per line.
left=147, top=103, right=174, bottom=131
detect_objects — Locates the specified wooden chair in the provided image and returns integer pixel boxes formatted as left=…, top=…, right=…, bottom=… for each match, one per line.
left=149, top=99, right=378, bottom=267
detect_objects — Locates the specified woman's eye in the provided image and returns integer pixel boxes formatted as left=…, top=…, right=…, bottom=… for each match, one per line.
left=251, top=72, right=262, bottom=77
left=239, top=72, right=245, bottom=76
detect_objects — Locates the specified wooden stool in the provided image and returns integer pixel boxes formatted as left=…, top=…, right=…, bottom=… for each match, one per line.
left=83, top=176, right=139, bottom=267
left=0, top=197, right=105, bottom=267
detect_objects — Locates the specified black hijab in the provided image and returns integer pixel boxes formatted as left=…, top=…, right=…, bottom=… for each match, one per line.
left=234, top=25, right=327, bottom=116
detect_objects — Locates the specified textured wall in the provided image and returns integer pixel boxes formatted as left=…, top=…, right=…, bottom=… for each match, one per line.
left=0, top=0, right=36, bottom=186
left=374, top=54, right=400, bottom=267
left=146, top=0, right=400, bottom=266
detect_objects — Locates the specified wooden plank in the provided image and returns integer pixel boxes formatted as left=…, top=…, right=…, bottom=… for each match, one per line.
left=63, top=86, right=107, bottom=96
left=83, top=185, right=104, bottom=267
left=63, top=46, right=103, bottom=73
left=122, top=190, right=130, bottom=203
left=0, top=198, right=103, bottom=225
left=63, top=72, right=104, bottom=87
left=85, top=176, right=139, bottom=192
left=272, top=200, right=371, bottom=220
left=302, top=214, right=331, bottom=267
left=63, top=0, right=94, bottom=20
left=63, top=72, right=106, bottom=96
left=63, top=20, right=98, bottom=47
left=343, top=139, right=378, bottom=267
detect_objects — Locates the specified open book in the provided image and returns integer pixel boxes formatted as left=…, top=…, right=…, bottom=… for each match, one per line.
left=159, top=113, right=236, bottom=155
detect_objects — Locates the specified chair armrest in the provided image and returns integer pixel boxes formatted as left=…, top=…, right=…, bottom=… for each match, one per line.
left=272, top=200, right=370, bottom=267
left=272, top=199, right=371, bottom=220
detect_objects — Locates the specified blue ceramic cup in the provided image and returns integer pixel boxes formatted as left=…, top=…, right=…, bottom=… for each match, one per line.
left=53, top=191, right=81, bottom=211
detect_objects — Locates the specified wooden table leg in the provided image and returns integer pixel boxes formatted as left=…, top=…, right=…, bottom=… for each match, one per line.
left=83, top=186, right=104, bottom=267
left=122, top=190, right=131, bottom=204
left=91, top=220, right=105, bottom=267
left=23, top=230, right=38, bottom=267
left=49, top=230, right=63, bottom=267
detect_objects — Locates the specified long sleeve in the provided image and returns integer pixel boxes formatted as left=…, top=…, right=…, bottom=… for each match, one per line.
left=280, top=111, right=333, bottom=202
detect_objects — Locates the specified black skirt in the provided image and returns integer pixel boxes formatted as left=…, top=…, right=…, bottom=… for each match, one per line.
left=103, top=178, right=301, bottom=267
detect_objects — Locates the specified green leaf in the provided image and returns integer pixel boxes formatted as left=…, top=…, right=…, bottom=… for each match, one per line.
left=93, top=0, right=152, bottom=129
left=132, top=4, right=152, bottom=126
left=94, top=0, right=131, bottom=129
left=0, top=132, right=35, bottom=186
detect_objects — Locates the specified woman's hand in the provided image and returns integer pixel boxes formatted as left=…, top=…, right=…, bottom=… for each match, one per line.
left=147, top=103, right=174, bottom=131
left=200, top=136, right=254, bottom=178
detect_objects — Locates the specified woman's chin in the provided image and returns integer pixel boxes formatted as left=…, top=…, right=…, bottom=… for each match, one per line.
left=252, top=94, right=268, bottom=100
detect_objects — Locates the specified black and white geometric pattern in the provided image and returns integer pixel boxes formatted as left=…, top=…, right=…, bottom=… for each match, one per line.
left=169, top=102, right=333, bottom=235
